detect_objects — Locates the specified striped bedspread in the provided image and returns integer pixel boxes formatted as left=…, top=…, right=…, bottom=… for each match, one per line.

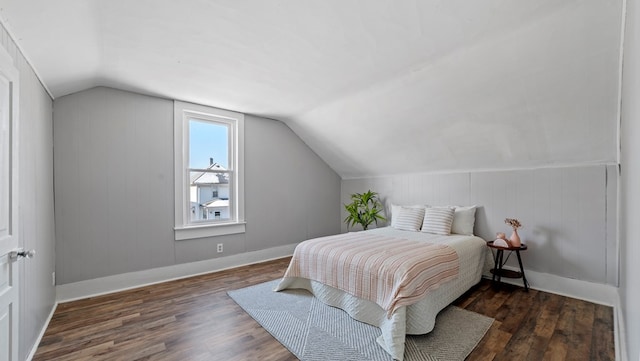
left=278, top=232, right=459, bottom=316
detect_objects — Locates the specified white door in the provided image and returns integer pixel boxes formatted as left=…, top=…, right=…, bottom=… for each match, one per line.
left=0, top=45, right=20, bottom=361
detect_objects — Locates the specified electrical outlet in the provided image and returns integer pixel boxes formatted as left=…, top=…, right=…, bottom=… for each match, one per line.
left=217, top=243, right=223, bottom=253
left=52, top=271, right=56, bottom=286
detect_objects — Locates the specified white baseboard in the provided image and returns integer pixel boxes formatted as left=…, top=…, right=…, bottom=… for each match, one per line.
left=614, top=295, right=628, bottom=361
left=56, top=243, right=298, bottom=303
left=25, top=302, right=57, bottom=361
left=486, top=266, right=618, bottom=306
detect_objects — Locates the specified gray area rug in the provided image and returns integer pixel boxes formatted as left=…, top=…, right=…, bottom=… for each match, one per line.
left=228, top=280, right=493, bottom=361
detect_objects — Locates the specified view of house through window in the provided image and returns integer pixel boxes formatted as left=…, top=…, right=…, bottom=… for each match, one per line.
left=188, top=119, right=232, bottom=223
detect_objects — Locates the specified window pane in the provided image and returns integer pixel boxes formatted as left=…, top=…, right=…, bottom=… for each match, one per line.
left=189, top=119, right=229, bottom=169
left=189, top=170, right=232, bottom=222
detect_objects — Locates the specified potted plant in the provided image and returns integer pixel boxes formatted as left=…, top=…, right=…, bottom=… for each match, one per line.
left=343, top=190, right=386, bottom=230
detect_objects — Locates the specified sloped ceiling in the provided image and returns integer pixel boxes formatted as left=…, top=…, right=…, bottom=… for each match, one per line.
left=0, top=0, right=623, bottom=178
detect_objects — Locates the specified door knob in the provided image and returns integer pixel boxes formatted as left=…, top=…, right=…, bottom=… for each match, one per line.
left=9, top=249, right=35, bottom=261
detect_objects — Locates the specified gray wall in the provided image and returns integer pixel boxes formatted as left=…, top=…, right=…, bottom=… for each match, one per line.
left=620, top=0, right=640, bottom=359
left=342, top=164, right=618, bottom=286
left=0, top=23, right=56, bottom=360
left=53, top=87, right=341, bottom=284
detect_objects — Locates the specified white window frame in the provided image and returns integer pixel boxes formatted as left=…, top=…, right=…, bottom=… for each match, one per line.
left=174, top=100, right=245, bottom=240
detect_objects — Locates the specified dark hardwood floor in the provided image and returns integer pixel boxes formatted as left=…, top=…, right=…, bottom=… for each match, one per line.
left=34, top=257, right=615, bottom=360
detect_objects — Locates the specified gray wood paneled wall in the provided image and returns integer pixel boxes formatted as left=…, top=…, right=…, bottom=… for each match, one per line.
left=342, top=165, right=618, bottom=286
left=53, top=87, right=341, bottom=285
left=0, top=22, right=56, bottom=360
left=620, top=1, right=640, bottom=358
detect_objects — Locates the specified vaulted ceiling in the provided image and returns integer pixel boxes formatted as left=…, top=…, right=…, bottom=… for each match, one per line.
left=0, top=0, right=623, bottom=178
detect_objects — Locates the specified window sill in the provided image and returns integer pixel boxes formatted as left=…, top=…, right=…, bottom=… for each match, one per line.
left=174, top=221, right=246, bottom=241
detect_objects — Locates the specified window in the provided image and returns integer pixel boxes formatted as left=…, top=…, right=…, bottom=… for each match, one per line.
left=174, top=101, right=245, bottom=240
left=189, top=120, right=231, bottom=223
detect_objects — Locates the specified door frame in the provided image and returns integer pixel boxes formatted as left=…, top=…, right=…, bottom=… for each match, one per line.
left=0, top=42, right=21, bottom=361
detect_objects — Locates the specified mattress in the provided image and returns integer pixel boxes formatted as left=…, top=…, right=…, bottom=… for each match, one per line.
left=275, top=227, right=488, bottom=361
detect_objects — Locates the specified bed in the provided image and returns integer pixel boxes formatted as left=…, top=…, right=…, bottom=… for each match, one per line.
left=275, top=226, right=488, bottom=361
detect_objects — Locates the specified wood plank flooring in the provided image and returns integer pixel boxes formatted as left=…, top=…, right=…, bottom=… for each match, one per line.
left=34, top=257, right=615, bottom=360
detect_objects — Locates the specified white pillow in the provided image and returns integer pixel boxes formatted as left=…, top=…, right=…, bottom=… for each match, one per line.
left=390, top=204, right=425, bottom=228
left=451, top=205, right=477, bottom=235
left=392, top=207, right=426, bottom=232
left=422, top=207, right=455, bottom=235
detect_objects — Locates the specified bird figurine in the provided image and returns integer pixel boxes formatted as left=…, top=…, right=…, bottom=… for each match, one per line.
left=493, top=232, right=510, bottom=247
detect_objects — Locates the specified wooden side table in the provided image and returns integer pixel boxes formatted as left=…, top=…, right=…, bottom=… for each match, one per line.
left=487, top=240, right=529, bottom=291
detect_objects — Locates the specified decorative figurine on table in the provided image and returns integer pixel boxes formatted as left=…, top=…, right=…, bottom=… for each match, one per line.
left=493, top=232, right=510, bottom=248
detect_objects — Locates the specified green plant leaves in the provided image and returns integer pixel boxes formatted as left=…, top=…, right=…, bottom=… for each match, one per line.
left=343, top=190, right=386, bottom=230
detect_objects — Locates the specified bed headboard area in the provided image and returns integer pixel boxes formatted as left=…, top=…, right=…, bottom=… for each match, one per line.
left=341, top=164, right=618, bottom=290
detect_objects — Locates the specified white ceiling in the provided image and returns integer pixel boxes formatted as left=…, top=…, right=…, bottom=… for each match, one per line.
left=0, top=0, right=623, bottom=178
